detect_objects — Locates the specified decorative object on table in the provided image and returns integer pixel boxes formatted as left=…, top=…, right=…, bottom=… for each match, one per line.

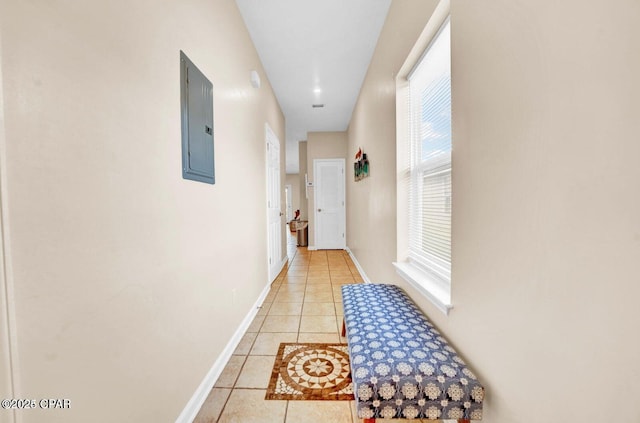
left=289, top=210, right=301, bottom=232
left=354, top=147, right=370, bottom=181
left=265, top=342, right=354, bottom=401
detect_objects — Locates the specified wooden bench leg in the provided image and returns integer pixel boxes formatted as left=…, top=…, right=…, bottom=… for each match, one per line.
left=363, top=419, right=375, bottom=423
left=458, top=420, right=470, bottom=423
left=341, top=318, right=346, bottom=337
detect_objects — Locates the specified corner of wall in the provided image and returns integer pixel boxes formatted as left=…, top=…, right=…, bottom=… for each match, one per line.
left=0, top=37, right=18, bottom=422
left=175, top=282, right=272, bottom=422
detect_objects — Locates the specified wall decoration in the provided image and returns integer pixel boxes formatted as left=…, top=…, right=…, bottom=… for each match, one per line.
left=354, top=148, right=370, bottom=181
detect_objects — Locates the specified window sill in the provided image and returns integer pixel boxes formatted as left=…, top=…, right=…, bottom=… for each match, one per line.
left=393, top=262, right=452, bottom=316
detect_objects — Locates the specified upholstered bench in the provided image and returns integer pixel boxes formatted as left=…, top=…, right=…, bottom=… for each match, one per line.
left=341, top=284, right=484, bottom=422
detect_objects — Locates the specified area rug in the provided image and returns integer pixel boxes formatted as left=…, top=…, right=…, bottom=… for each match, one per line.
left=265, top=342, right=354, bottom=400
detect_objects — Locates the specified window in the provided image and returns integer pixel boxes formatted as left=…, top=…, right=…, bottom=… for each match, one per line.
left=394, top=17, right=452, bottom=314
left=409, top=18, right=451, bottom=283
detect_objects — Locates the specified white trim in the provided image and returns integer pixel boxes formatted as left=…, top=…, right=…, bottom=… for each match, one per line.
left=175, top=282, right=272, bottom=423
left=393, top=261, right=452, bottom=315
left=307, top=245, right=317, bottom=251
left=395, top=0, right=453, bottom=318
left=276, top=256, right=288, bottom=278
left=407, top=15, right=451, bottom=80
left=345, top=247, right=372, bottom=284
left=284, top=183, right=293, bottom=222
left=397, top=0, right=450, bottom=80
left=265, top=122, right=283, bottom=283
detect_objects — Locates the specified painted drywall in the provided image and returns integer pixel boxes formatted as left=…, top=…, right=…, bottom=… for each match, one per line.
left=347, top=0, right=438, bottom=281
left=348, top=0, right=640, bottom=422
left=0, top=1, right=284, bottom=422
left=306, top=131, right=347, bottom=247
left=0, top=24, right=17, bottom=423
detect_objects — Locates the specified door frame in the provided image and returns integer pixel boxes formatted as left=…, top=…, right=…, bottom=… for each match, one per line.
left=265, top=123, right=286, bottom=283
left=284, top=184, right=293, bottom=222
left=313, top=158, right=346, bottom=250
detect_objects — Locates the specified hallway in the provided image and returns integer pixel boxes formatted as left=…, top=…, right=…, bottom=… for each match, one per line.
left=2, top=1, right=639, bottom=422
left=194, top=231, right=363, bottom=422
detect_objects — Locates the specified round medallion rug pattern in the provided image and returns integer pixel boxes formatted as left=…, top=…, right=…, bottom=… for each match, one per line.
left=265, top=343, right=354, bottom=400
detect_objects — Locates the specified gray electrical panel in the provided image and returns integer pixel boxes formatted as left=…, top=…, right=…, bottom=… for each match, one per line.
left=180, top=51, right=215, bottom=184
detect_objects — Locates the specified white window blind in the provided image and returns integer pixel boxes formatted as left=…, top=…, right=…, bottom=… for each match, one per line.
left=408, top=19, right=452, bottom=285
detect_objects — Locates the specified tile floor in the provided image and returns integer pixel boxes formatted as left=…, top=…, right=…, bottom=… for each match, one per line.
left=193, top=229, right=440, bottom=423
left=193, top=229, right=360, bottom=423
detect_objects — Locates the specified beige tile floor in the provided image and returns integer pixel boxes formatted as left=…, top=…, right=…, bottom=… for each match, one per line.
left=193, top=229, right=439, bottom=423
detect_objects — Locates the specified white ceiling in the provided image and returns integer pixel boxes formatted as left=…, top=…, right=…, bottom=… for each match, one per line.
left=235, top=0, right=392, bottom=173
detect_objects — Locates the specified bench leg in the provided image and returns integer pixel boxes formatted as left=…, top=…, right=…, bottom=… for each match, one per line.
left=458, top=420, right=470, bottom=423
left=341, top=318, right=346, bottom=337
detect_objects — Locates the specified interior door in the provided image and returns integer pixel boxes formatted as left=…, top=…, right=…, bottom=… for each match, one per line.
left=314, top=159, right=346, bottom=249
left=285, top=184, right=293, bottom=222
left=266, top=124, right=282, bottom=282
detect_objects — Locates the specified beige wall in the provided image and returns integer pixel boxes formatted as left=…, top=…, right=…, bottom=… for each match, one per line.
left=347, top=0, right=438, bottom=281
left=348, top=0, right=640, bottom=422
left=0, top=1, right=284, bottom=422
left=306, top=131, right=347, bottom=247
left=0, top=23, right=16, bottom=416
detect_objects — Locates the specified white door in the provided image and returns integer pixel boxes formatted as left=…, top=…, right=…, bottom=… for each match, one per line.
left=314, top=159, right=346, bottom=249
left=285, top=184, right=293, bottom=222
left=266, top=124, right=282, bottom=282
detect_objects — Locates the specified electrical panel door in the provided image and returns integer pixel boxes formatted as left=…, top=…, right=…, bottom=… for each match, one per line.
left=180, top=51, right=215, bottom=184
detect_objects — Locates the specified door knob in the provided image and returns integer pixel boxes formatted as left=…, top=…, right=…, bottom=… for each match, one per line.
left=279, top=212, right=284, bottom=216
left=317, top=209, right=322, bottom=212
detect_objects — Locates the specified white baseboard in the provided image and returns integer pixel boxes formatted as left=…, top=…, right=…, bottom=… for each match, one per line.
left=307, top=245, right=317, bottom=251
left=279, top=256, right=288, bottom=273
left=270, top=256, right=288, bottom=283
left=175, top=281, right=272, bottom=423
left=345, top=247, right=372, bottom=284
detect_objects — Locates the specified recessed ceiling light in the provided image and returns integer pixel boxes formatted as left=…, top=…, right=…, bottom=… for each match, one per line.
left=313, top=87, right=322, bottom=94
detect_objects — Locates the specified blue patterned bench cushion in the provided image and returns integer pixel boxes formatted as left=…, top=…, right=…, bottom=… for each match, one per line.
left=342, top=284, right=484, bottom=420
